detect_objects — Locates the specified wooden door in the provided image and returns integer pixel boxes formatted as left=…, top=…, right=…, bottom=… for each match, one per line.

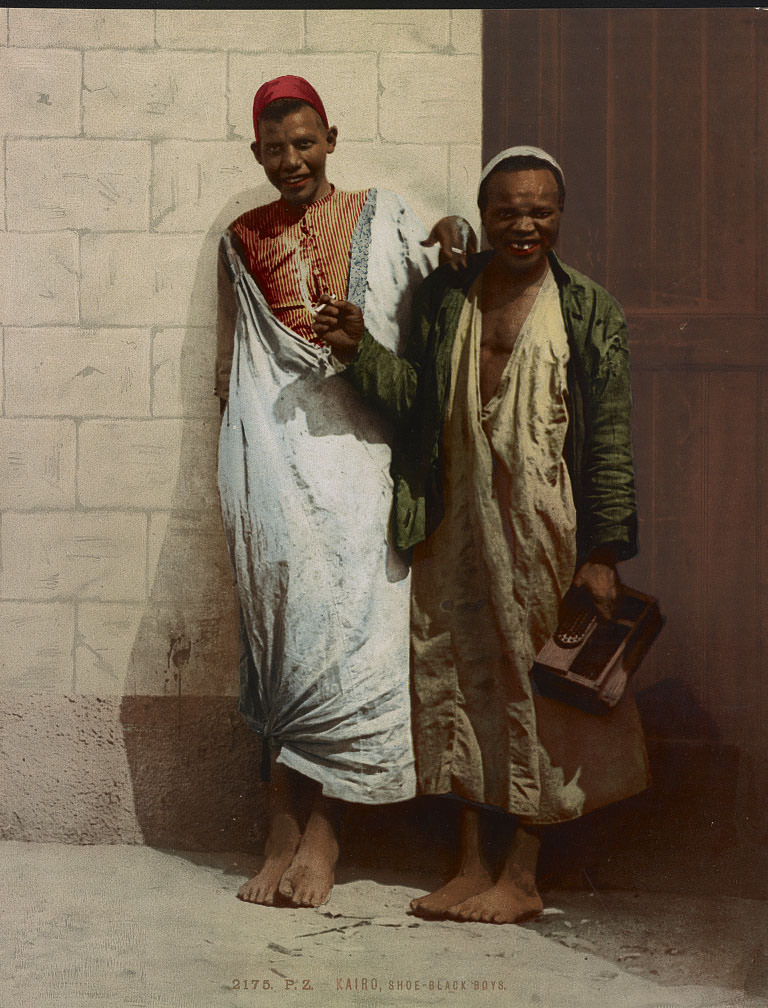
left=484, top=8, right=768, bottom=826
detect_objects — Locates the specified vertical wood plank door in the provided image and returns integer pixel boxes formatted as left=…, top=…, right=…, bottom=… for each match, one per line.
left=483, top=9, right=768, bottom=821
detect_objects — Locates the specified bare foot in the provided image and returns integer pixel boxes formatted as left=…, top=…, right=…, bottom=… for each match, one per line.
left=409, top=868, right=494, bottom=920
left=278, top=801, right=340, bottom=908
left=445, top=871, right=543, bottom=925
left=237, top=812, right=300, bottom=906
left=238, top=860, right=292, bottom=905
left=278, top=850, right=336, bottom=907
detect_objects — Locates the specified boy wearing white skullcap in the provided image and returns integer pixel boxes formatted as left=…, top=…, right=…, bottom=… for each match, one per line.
left=314, top=146, right=649, bottom=924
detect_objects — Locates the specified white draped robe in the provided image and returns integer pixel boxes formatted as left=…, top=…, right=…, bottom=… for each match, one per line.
left=218, top=189, right=436, bottom=804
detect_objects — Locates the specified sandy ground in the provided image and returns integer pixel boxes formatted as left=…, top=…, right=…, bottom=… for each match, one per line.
left=3, top=841, right=768, bottom=1008
left=525, top=888, right=768, bottom=993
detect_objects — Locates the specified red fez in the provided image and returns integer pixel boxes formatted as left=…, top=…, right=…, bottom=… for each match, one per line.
left=252, top=75, right=329, bottom=142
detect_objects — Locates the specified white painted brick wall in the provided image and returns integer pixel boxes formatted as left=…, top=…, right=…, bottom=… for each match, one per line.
left=1, top=8, right=483, bottom=700
left=78, top=418, right=219, bottom=512
left=9, top=9, right=155, bottom=49
left=0, top=141, right=5, bottom=228
left=305, top=10, right=450, bottom=52
left=75, top=603, right=145, bottom=695
left=147, top=512, right=235, bottom=608
left=80, top=233, right=216, bottom=327
left=6, top=140, right=151, bottom=232
left=0, top=48, right=82, bottom=137
left=328, top=142, right=448, bottom=240
left=0, top=418, right=76, bottom=508
left=1, top=512, right=147, bottom=602
left=151, top=328, right=218, bottom=420
left=150, top=141, right=256, bottom=233
left=78, top=420, right=185, bottom=510
left=0, top=233, right=79, bottom=326
left=4, top=328, right=151, bottom=417
left=379, top=54, right=481, bottom=144
left=83, top=51, right=228, bottom=141
left=76, top=602, right=239, bottom=695
left=450, top=144, right=484, bottom=218
left=0, top=602, right=75, bottom=691
left=155, top=10, right=303, bottom=51
left=450, top=10, right=483, bottom=54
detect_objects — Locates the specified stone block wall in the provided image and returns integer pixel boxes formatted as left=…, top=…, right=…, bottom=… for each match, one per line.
left=0, top=8, right=483, bottom=847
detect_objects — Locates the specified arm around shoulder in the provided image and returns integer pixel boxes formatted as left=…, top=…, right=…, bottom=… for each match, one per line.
left=342, top=329, right=419, bottom=429
left=342, top=268, right=448, bottom=429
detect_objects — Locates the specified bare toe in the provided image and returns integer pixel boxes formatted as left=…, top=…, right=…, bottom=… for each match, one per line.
left=277, top=875, right=294, bottom=901
left=238, top=871, right=282, bottom=906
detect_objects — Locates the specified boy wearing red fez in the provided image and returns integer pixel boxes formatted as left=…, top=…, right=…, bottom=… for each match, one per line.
left=216, top=76, right=474, bottom=909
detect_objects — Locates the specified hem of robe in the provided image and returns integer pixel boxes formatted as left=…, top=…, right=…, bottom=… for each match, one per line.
left=276, top=744, right=417, bottom=806
left=238, top=705, right=417, bottom=806
left=415, top=689, right=651, bottom=825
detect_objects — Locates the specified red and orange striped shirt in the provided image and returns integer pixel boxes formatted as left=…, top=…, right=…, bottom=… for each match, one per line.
left=231, top=187, right=370, bottom=342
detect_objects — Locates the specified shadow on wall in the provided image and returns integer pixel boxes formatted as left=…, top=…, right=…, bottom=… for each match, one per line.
left=119, top=185, right=275, bottom=853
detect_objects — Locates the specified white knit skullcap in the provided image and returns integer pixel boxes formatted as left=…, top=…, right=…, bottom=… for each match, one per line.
left=479, top=145, right=565, bottom=196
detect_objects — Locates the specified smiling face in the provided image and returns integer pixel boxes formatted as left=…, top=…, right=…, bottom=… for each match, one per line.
left=252, top=104, right=338, bottom=206
left=481, top=167, right=562, bottom=278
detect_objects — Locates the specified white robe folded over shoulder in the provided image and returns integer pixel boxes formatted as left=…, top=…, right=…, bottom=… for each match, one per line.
left=217, top=189, right=436, bottom=804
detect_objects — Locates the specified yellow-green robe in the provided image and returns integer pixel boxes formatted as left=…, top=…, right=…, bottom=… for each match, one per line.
left=410, top=271, right=649, bottom=824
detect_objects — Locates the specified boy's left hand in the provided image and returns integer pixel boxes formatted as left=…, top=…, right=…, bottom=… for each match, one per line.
left=572, top=561, right=618, bottom=622
left=312, top=295, right=365, bottom=363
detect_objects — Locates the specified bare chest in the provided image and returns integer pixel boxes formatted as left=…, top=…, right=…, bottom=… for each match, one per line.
left=479, top=299, right=534, bottom=406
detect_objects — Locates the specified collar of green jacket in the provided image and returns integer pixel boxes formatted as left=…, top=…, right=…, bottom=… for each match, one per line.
left=444, top=248, right=591, bottom=301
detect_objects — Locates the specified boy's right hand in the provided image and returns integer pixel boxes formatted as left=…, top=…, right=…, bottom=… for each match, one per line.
left=312, top=294, right=364, bottom=363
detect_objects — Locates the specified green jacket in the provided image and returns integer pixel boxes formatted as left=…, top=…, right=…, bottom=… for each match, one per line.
left=344, top=250, right=638, bottom=565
